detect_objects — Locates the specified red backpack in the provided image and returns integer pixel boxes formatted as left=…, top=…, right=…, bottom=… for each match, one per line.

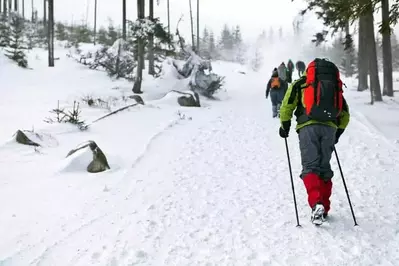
left=303, top=58, right=343, bottom=122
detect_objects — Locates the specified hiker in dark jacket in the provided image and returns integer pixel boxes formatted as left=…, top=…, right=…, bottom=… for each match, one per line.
left=295, top=60, right=306, bottom=78
left=286, top=59, right=295, bottom=83
left=266, top=68, right=288, bottom=118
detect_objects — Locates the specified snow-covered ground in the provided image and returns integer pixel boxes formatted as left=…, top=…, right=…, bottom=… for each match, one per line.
left=1, top=46, right=399, bottom=265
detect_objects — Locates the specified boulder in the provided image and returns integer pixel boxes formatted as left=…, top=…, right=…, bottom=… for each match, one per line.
left=129, top=94, right=145, bottom=105
left=14, top=130, right=40, bottom=147
left=177, top=92, right=201, bottom=107
left=66, top=141, right=110, bottom=173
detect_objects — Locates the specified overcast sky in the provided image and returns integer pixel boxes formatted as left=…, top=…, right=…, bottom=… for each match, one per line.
left=21, top=0, right=317, bottom=41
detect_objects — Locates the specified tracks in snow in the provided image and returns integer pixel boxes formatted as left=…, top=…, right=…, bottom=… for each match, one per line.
left=2, top=99, right=399, bottom=265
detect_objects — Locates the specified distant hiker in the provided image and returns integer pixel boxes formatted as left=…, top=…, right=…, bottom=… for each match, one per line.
left=286, top=59, right=295, bottom=83
left=266, top=68, right=288, bottom=118
left=278, top=58, right=350, bottom=225
left=277, top=62, right=287, bottom=81
left=296, top=60, right=306, bottom=77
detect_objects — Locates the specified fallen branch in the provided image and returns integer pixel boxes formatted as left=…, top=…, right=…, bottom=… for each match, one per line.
left=90, top=103, right=140, bottom=125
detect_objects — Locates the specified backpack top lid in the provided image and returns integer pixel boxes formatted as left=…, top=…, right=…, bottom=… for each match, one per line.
left=305, top=58, right=341, bottom=86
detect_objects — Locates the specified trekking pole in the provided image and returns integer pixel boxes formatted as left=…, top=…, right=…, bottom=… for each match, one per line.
left=334, top=147, right=359, bottom=226
left=284, top=138, right=301, bottom=227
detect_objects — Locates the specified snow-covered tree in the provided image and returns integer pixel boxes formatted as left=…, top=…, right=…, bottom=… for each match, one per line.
left=4, top=14, right=28, bottom=68
left=250, top=36, right=263, bottom=71
left=200, top=27, right=210, bottom=58
left=0, top=15, right=10, bottom=47
left=96, top=27, right=108, bottom=45
left=55, top=22, right=68, bottom=41
left=268, top=27, right=274, bottom=44
left=218, top=24, right=234, bottom=60
left=208, top=30, right=217, bottom=59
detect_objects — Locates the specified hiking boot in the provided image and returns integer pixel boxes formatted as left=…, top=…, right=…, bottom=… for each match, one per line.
left=311, top=203, right=325, bottom=225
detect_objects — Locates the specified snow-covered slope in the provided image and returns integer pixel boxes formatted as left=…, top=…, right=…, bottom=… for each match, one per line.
left=1, top=46, right=399, bottom=265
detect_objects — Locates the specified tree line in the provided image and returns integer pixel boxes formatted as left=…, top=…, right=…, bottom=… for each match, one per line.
left=298, top=0, right=399, bottom=102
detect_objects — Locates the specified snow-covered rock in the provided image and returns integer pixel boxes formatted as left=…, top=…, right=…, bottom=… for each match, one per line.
left=61, top=141, right=110, bottom=173
left=151, top=90, right=200, bottom=107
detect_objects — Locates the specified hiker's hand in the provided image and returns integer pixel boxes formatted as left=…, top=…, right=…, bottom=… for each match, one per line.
left=279, top=121, right=291, bottom=138
left=279, top=127, right=289, bottom=138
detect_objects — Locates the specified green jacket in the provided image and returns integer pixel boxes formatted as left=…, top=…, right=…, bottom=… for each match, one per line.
left=279, top=73, right=350, bottom=131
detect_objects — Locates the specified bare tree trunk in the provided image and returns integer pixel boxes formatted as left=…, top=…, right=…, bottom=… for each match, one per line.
left=167, top=0, right=170, bottom=36
left=31, top=0, right=34, bottom=21
left=133, top=0, right=145, bottom=94
left=13, top=0, right=17, bottom=11
left=43, top=0, right=47, bottom=25
left=122, top=0, right=126, bottom=40
left=3, top=0, right=7, bottom=16
left=22, top=0, right=25, bottom=19
left=381, top=0, right=394, bottom=96
left=189, top=0, right=195, bottom=51
left=358, top=17, right=368, bottom=92
left=148, top=0, right=155, bottom=75
left=196, top=0, right=199, bottom=55
left=7, top=0, right=10, bottom=12
left=364, top=6, right=383, bottom=102
left=344, top=22, right=353, bottom=77
left=93, top=0, right=97, bottom=44
left=47, top=0, right=54, bottom=67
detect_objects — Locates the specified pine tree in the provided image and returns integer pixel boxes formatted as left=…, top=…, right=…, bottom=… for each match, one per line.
left=55, top=22, right=68, bottom=41
left=200, top=27, right=210, bottom=58
left=97, top=27, right=108, bottom=45
left=233, top=25, right=245, bottom=64
left=330, top=35, right=345, bottom=65
left=0, top=15, right=9, bottom=47
left=208, top=30, right=217, bottom=59
left=268, top=27, right=274, bottom=43
left=233, top=25, right=242, bottom=46
left=5, top=14, right=28, bottom=68
left=251, top=34, right=264, bottom=71
left=107, top=21, right=119, bottom=45
left=342, top=30, right=356, bottom=77
left=219, top=24, right=234, bottom=61
left=74, top=24, right=92, bottom=43
left=219, top=24, right=233, bottom=50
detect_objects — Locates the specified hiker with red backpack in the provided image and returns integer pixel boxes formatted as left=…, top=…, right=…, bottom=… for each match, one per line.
left=266, top=68, right=288, bottom=118
left=278, top=58, right=350, bottom=225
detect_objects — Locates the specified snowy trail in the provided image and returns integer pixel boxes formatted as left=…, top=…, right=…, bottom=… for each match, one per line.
left=2, top=88, right=399, bottom=265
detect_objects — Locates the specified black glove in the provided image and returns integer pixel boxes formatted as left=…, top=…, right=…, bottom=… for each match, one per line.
left=335, top=128, right=344, bottom=144
left=279, top=120, right=291, bottom=138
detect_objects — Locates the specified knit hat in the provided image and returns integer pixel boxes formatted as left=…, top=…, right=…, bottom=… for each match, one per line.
left=272, top=68, right=278, bottom=77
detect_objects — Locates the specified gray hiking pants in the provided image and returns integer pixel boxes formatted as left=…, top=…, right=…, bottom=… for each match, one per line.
left=298, top=124, right=337, bottom=180
left=270, top=89, right=285, bottom=117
